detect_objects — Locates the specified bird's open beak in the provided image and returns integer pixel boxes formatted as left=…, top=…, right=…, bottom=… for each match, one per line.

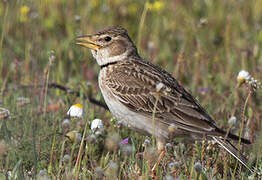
left=75, top=35, right=101, bottom=50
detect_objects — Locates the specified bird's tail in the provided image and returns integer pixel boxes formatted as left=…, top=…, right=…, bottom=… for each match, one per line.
left=214, top=127, right=251, bottom=144
left=212, top=136, right=254, bottom=173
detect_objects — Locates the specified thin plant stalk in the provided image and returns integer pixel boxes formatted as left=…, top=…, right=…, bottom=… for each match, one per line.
left=74, top=121, right=89, bottom=180
left=57, top=140, right=66, bottom=179
left=0, top=4, right=9, bottom=77
left=233, top=90, right=251, bottom=176
left=152, top=95, right=160, bottom=148
left=48, top=122, right=58, bottom=175
left=43, top=59, right=53, bottom=117
left=137, top=1, right=149, bottom=50
left=239, top=90, right=251, bottom=145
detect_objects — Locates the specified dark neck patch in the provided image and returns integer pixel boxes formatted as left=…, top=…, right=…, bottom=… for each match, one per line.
left=100, top=61, right=118, bottom=69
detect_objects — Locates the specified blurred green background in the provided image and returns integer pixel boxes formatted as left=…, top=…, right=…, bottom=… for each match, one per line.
left=0, top=0, right=262, bottom=179
left=1, top=0, right=262, bottom=88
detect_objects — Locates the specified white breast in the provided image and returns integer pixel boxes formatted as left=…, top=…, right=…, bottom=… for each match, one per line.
left=98, top=69, right=169, bottom=139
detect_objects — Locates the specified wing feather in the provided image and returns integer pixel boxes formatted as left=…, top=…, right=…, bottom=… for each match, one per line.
left=104, top=59, right=216, bottom=133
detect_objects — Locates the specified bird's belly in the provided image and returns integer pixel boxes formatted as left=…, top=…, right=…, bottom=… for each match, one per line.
left=98, top=73, right=168, bottom=139
left=100, top=86, right=151, bottom=135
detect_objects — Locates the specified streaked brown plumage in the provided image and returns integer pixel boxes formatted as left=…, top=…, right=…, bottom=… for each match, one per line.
left=76, top=26, right=252, bottom=172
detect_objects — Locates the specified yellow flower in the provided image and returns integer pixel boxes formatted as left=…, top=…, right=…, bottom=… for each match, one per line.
left=0, top=4, right=3, bottom=16
left=19, top=5, right=30, bottom=23
left=90, top=0, right=100, bottom=8
left=128, top=3, right=138, bottom=15
left=213, top=55, right=220, bottom=63
left=153, top=1, right=164, bottom=11
left=147, top=1, right=164, bottom=12
left=20, top=5, right=29, bottom=15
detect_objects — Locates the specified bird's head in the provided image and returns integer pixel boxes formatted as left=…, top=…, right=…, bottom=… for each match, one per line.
left=76, top=26, right=138, bottom=66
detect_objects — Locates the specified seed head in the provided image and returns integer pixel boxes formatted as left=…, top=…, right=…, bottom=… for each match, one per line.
left=105, top=133, right=120, bottom=151
left=144, top=147, right=157, bottom=161
left=194, top=161, right=202, bottom=172
left=62, top=119, right=71, bottom=131
left=63, top=154, right=71, bottom=164
left=121, top=144, right=133, bottom=156
left=105, top=161, right=118, bottom=179
left=86, top=134, right=96, bottom=144
left=94, top=166, right=104, bottom=179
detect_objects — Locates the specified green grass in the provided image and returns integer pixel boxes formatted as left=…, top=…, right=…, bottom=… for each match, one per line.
left=0, top=0, right=262, bottom=179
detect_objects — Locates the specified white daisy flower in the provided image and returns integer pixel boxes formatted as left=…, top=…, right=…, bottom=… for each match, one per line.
left=67, top=104, right=84, bottom=118
left=91, top=119, right=104, bottom=135
left=237, top=70, right=261, bottom=90
left=237, top=70, right=251, bottom=85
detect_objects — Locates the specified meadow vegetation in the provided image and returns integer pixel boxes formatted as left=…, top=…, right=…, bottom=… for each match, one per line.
left=0, top=0, right=262, bottom=179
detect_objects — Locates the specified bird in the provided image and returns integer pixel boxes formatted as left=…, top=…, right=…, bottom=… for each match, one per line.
left=75, top=26, right=253, bottom=174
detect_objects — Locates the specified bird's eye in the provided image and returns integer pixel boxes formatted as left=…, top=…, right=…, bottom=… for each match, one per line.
left=104, top=36, right=111, bottom=42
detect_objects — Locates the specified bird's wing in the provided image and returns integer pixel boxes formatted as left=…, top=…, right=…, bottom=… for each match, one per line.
left=104, top=59, right=217, bottom=133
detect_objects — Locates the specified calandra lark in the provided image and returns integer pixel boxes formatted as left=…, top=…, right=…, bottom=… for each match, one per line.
left=76, top=26, right=252, bottom=172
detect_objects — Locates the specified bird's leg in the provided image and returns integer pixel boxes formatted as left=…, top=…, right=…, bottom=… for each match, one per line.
left=151, top=150, right=166, bottom=178
left=151, top=139, right=166, bottom=179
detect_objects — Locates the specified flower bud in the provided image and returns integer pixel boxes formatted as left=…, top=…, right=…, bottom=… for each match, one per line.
left=65, top=131, right=82, bottom=143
